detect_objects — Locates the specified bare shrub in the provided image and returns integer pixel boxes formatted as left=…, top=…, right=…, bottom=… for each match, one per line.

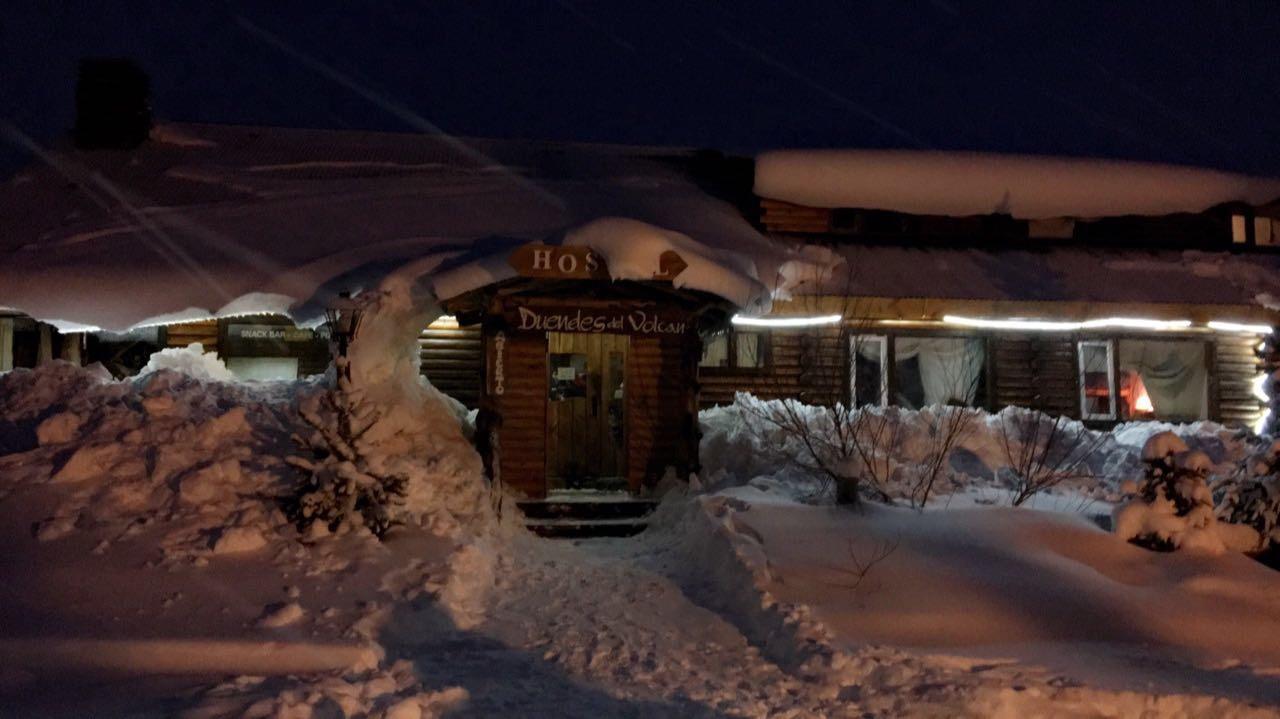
left=997, top=409, right=1105, bottom=506
left=907, top=405, right=978, bottom=508
left=825, top=536, right=901, bottom=596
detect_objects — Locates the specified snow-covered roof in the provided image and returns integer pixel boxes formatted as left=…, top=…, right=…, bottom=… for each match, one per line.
left=0, top=123, right=802, bottom=331
left=755, top=150, right=1280, bottom=220
left=789, top=244, right=1280, bottom=313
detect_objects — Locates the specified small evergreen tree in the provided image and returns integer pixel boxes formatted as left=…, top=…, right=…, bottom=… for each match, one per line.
left=282, top=357, right=409, bottom=539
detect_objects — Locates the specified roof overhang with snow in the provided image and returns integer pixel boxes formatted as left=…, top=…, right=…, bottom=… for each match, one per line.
left=755, top=149, right=1280, bottom=220
left=0, top=124, right=820, bottom=332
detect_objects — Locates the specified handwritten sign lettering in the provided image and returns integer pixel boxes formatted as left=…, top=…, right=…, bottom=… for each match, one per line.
left=507, top=306, right=690, bottom=336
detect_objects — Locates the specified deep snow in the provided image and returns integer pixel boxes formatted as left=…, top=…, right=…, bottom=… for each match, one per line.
left=4, top=358, right=1280, bottom=716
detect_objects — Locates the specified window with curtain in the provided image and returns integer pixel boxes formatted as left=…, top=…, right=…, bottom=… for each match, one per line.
left=852, top=335, right=984, bottom=409
left=892, top=337, right=985, bottom=409
left=1116, top=339, right=1208, bottom=421
left=700, top=331, right=767, bottom=370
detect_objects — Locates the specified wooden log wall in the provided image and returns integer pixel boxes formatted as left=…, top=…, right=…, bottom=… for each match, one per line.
left=164, top=320, right=219, bottom=354
left=419, top=324, right=482, bottom=408
left=1214, top=333, right=1265, bottom=428
left=760, top=198, right=833, bottom=234
left=627, top=334, right=699, bottom=491
left=990, top=335, right=1080, bottom=418
left=699, top=328, right=847, bottom=409
left=490, top=330, right=548, bottom=498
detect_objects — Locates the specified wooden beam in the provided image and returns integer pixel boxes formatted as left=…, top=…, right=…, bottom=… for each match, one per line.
left=0, top=317, right=12, bottom=371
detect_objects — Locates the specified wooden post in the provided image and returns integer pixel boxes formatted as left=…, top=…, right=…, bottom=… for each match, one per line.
left=59, top=332, right=83, bottom=365
left=0, top=317, right=12, bottom=371
left=36, top=324, right=54, bottom=366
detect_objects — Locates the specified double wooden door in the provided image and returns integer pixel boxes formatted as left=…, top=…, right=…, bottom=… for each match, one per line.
left=546, top=332, right=628, bottom=489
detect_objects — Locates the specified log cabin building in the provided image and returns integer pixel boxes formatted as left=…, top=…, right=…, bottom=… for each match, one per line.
left=3, top=104, right=1280, bottom=507
left=699, top=151, right=1280, bottom=435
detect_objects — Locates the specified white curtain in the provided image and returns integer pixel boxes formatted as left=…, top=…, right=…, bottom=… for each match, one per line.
left=1118, top=340, right=1207, bottom=419
left=895, top=337, right=984, bottom=406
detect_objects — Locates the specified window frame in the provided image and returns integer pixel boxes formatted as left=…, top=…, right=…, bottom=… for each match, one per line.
left=1077, top=339, right=1117, bottom=421
left=699, top=329, right=770, bottom=373
left=850, top=334, right=889, bottom=408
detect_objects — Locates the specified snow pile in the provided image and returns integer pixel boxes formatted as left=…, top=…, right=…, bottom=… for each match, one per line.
left=661, top=486, right=1280, bottom=714
left=701, top=393, right=1261, bottom=508
left=140, top=342, right=236, bottom=382
left=755, top=149, right=1280, bottom=219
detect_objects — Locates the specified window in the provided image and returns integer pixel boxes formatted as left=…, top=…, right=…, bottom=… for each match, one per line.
left=1078, top=340, right=1116, bottom=420
left=892, top=337, right=985, bottom=409
left=225, top=356, right=299, bottom=381
left=1231, top=214, right=1278, bottom=247
left=1116, top=339, right=1208, bottom=421
left=700, top=331, right=766, bottom=370
left=851, top=335, right=888, bottom=407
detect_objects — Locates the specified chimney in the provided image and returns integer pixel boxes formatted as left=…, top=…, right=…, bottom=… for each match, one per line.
left=74, top=58, right=152, bottom=149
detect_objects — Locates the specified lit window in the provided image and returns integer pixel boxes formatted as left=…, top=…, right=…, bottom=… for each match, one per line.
left=1232, top=215, right=1248, bottom=244
left=851, top=335, right=888, bottom=407
left=1256, top=217, right=1276, bottom=247
left=225, top=356, right=299, bottom=381
left=1078, top=340, right=1116, bottom=420
left=1116, top=339, right=1208, bottom=420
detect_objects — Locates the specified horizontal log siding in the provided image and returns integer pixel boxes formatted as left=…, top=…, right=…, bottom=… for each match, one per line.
left=991, top=335, right=1080, bottom=418
left=164, top=320, right=219, bottom=355
left=627, top=335, right=699, bottom=490
left=419, top=325, right=482, bottom=409
left=699, top=328, right=846, bottom=409
left=1214, top=333, right=1265, bottom=428
left=492, top=331, right=548, bottom=498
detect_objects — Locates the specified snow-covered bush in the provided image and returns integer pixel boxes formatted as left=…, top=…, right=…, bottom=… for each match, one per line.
left=1113, top=432, right=1260, bottom=553
left=283, top=357, right=409, bottom=539
left=1214, top=439, right=1280, bottom=551
left=139, top=342, right=235, bottom=382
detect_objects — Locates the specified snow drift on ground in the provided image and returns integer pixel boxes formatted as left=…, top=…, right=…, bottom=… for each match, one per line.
left=755, top=149, right=1280, bottom=219
left=659, top=486, right=1280, bottom=716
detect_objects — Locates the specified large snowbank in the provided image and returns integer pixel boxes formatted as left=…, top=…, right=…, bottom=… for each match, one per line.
left=667, top=488, right=1280, bottom=714
left=698, top=393, right=1259, bottom=507
left=755, top=149, right=1280, bottom=219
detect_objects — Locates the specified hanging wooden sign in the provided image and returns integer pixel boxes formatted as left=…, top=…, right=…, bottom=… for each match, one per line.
left=508, top=244, right=688, bottom=282
left=503, top=304, right=692, bottom=336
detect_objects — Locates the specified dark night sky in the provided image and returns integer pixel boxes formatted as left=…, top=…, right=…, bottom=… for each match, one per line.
left=2, top=1, right=1278, bottom=177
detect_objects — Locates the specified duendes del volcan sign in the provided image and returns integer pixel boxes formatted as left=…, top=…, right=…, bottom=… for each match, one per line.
left=506, top=306, right=691, bottom=335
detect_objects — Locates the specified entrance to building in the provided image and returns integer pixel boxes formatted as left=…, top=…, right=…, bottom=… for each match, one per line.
left=546, top=332, right=628, bottom=490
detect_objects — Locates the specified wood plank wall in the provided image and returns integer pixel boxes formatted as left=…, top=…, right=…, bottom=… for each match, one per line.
left=700, top=328, right=1267, bottom=428
left=760, top=198, right=833, bottom=234
left=164, top=320, right=219, bottom=354
left=491, top=330, right=548, bottom=498
left=990, top=335, right=1080, bottom=418
left=1215, top=333, right=1265, bottom=428
left=699, top=329, right=846, bottom=409
left=419, top=325, right=482, bottom=408
left=627, top=334, right=699, bottom=491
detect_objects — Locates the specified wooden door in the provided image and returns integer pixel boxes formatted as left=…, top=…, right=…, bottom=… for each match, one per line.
left=546, top=332, right=628, bottom=489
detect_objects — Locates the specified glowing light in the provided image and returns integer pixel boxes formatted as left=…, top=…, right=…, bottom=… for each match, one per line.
left=942, top=315, right=1192, bottom=332
left=731, top=314, right=843, bottom=328
left=429, top=314, right=460, bottom=329
left=1207, top=320, right=1273, bottom=335
left=1255, top=408, right=1272, bottom=436
left=1253, top=373, right=1270, bottom=403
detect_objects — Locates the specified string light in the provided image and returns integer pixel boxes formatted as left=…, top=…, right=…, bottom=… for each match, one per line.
left=942, top=315, right=1192, bottom=331
left=731, top=314, right=843, bottom=328
left=1207, top=320, right=1273, bottom=335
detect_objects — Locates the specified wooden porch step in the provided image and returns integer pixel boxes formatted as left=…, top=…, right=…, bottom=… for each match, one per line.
left=517, top=493, right=659, bottom=539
